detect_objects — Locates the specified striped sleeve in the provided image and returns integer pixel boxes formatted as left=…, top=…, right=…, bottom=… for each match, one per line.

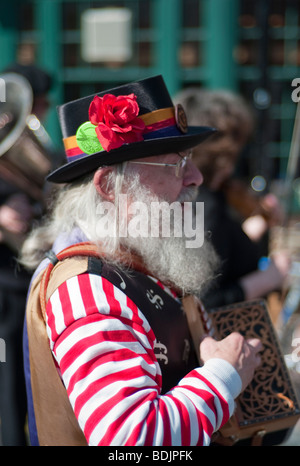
left=45, top=272, right=240, bottom=446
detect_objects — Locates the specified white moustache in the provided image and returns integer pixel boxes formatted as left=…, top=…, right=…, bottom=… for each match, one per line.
left=176, top=186, right=199, bottom=203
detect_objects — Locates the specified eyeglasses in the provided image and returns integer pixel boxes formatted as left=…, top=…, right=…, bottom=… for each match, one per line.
left=129, top=151, right=192, bottom=178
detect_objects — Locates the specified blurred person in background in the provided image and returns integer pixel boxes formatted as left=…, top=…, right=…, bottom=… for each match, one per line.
left=0, top=63, right=52, bottom=445
left=174, top=88, right=290, bottom=310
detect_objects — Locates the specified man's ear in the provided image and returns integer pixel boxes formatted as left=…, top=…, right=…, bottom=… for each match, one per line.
left=93, top=167, right=115, bottom=201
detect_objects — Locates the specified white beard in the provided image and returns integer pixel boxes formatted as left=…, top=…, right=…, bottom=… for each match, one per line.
left=123, top=230, right=219, bottom=296
left=119, top=179, right=219, bottom=296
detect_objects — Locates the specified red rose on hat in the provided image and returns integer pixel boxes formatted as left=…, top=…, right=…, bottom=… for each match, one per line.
left=89, top=93, right=146, bottom=151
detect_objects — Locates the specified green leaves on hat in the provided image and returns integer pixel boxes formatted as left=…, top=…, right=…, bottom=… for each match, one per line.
left=76, top=122, right=103, bottom=155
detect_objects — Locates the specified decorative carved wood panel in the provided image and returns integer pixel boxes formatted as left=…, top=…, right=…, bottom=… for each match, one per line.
left=207, top=299, right=300, bottom=438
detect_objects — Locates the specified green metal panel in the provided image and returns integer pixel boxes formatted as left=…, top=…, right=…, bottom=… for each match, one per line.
left=152, top=0, right=181, bottom=95
left=0, top=1, right=20, bottom=71
left=201, top=0, right=239, bottom=91
left=34, top=0, right=64, bottom=147
left=2, top=0, right=300, bottom=187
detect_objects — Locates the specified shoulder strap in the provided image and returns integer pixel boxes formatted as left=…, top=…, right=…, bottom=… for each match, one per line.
left=181, top=295, right=207, bottom=364
left=39, top=240, right=167, bottom=322
left=39, top=242, right=100, bottom=321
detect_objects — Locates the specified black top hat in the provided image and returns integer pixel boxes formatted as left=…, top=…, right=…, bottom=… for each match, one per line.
left=47, top=75, right=215, bottom=183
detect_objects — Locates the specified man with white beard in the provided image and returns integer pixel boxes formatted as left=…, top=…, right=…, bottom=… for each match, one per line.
left=21, top=75, right=262, bottom=447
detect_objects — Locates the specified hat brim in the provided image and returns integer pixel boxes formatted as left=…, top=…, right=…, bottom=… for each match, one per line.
left=47, top=126, right=216, bottom=183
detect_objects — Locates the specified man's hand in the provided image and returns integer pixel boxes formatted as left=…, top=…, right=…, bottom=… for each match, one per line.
left=200, top=332, right=262, bottom=391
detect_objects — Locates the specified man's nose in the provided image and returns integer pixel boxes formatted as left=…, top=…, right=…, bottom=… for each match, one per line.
left=183, top=159, right=203, bottom=187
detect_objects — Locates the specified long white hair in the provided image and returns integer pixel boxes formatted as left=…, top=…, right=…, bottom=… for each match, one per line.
left=20, top=164, right=126, bottom=270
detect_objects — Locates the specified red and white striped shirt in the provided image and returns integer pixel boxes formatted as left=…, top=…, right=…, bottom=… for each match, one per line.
left=45, top=271, right=241, bottom=446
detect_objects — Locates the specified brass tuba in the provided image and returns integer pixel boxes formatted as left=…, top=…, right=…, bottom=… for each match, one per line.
left=0, top=72, right=57, bottom=250
left=0, top=72, right=53, bottom=202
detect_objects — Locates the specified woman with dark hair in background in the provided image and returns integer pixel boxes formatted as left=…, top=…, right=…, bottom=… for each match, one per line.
left=175, top=88, right=289, bottom=309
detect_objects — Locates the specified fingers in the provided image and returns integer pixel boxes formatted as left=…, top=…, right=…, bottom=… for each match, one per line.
left=246, top=337, right=263, bottom=353
left=201, top=334, right=262, bottom=351
left=199, top=332, right=264, bottom=395
left=245, top=338, right=263, bottom=367
left=199, top=332, right=263, bottom=369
